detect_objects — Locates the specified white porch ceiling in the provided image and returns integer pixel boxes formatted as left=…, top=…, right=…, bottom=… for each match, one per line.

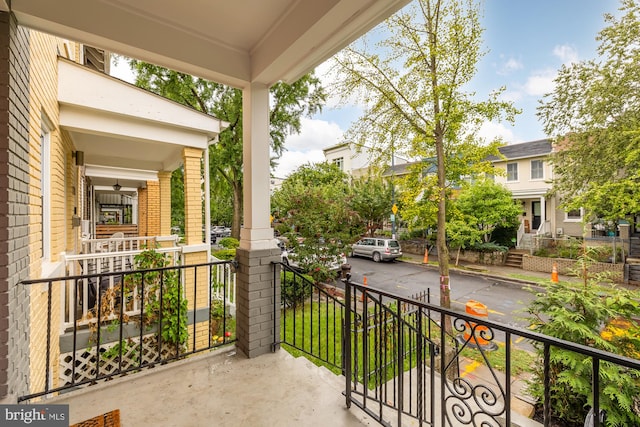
left=11, top=0, right=410, bottom=88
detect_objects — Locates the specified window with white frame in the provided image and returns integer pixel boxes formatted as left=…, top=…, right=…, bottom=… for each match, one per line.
left=333, top=157, right=344, bottom=171
left=531, top=160, right=544, bottom=180
left=506, top=163, right=518, bottom=181
left=565, top=208, right=583, bottom=221
left=40, top=125, right=51, bottom=262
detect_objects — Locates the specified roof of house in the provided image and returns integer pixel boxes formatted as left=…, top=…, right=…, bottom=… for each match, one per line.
left=489, top=139, right=552, bottom=161
left=382, top=159, right=436, bottom=177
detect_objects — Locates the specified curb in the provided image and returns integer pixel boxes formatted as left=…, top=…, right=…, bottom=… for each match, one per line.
left=397, top=256, right=546, bottom=288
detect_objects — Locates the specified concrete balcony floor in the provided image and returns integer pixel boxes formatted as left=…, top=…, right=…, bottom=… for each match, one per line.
left=46, top=346, right=377, bottom=427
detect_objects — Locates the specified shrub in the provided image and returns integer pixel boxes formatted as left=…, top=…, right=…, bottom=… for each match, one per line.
left=218, top=237, right=239, bottom=249
left=212, top=248, right=236, bottom=260
left=491, top=224, right=519, bottom=247
left=533, top=248, right=552, bottom=257
left=470, top=242, right=508, bottom=253
left=523, top=256, right=640, bottom=426
left=126, top=248, right=188, bottom=347
left=281, top=270, right=314, bottom=307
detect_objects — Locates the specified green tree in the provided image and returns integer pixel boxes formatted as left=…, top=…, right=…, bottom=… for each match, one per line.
left=170, top=167, right=184, bottom=233
left=454, top=179, right=521, bottom=243
left=349, top=176, right=393, bottom=236
left=523, top=253, right=640, bottom=426
left=446, top=210, right=483, bottom=266
left=397, top=166, right=439, bottom=237
left=128, top=60, right=326, bottom=239
left=538, top=0, right=640, bottom=223
left=332, top=0, right=518, bottom=309
left=272, top=163, right=362, bottom=283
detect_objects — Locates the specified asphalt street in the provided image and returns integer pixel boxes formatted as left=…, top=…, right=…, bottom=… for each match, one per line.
left=340, top=256, right=540, bottom=351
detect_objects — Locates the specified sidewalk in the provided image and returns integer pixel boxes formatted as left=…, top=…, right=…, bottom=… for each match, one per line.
left=398, top=251, right=580, bottom=286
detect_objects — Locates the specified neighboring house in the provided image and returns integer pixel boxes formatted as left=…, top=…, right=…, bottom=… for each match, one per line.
left=323, top=142, right=409, bottom=178
left=490, top=139, right=584, bottom=247
left=1, top=28, right=225, bottom=401
left=323, top=142, right=372, bottom=177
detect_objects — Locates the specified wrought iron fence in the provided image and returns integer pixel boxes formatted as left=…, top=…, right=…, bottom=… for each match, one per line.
left=272, top=265, right=640, bottom=426
left=343, top=278, right=640, bottom=427
left=274, top=263, right=346, bottom=372
left=18, top=259, right=236, bottom=402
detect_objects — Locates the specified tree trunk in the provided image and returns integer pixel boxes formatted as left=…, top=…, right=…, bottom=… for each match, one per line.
left=231, top=182, right=242, bottom=240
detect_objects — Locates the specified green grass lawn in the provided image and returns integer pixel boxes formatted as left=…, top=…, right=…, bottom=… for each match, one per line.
left=281, top=300, right=536, bottom=385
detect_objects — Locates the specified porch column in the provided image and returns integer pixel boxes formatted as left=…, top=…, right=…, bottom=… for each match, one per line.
left=181, top=147, right=210, bottom=351
left=145, top=181, right=160, bottom=237
left=236, top=82, right=280, bottom=358
left=540, top=196, right=546, bottom=233
left=158, top=171, right=172, bottom=238
left=182, top=148, right=204, bottom=246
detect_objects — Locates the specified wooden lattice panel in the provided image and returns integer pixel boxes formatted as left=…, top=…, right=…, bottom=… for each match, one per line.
left=59, top=335, right=180, bottom=386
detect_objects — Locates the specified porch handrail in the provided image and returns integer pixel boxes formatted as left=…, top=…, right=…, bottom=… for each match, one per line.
left=81, top=235, right=179, bottom=253
left=18, top=260, right=236, bottom=403
left=343, top=278, right=640, bottom=427
left=62, top=246, right=182, bottom=330
left=210, top=255, right=236, bottom=312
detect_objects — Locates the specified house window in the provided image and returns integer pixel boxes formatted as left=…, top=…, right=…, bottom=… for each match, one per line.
left=531, top=160, right=544, bottom=180
left=40, top=126, right=51, bottom=262
left=566, top=208, right=583, bottom=222
left=333, top=157, right=344, bottom=171
left=507, top=163, right=518, bottom=181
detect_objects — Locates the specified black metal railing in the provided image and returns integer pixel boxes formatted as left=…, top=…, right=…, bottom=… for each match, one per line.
left=19, top=259, right=236, bottom=402
left=273, top=262, right=346, bottom=372
left=343, top=278, right=640, bottom=427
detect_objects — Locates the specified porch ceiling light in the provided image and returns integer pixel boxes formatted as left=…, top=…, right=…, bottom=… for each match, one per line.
left=113, top=180, right=121, bottom=191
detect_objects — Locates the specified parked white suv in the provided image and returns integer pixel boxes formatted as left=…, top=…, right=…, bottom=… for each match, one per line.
left=351, top=238, right=402, bottom=262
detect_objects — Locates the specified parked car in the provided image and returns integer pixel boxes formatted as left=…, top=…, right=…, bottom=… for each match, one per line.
left=211, top=225, right=231, bottom=242
left=351, top=237, right=402, bottom=262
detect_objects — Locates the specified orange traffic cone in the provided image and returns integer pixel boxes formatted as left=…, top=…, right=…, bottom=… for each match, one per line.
left=551, top=262, right=559, bottom=283
left=423, top=247, right=429, bottom=264
left=361, top=276, right=368, bottom=302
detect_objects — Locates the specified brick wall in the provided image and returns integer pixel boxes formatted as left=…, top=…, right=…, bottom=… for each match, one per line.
left=450, top=250, right=507, bottom=265
left=522, top=255, right=624, bottom=281
left=138, top=187, right=148, bottom=237
left=26, top=26, right=67, bottom=399
left=145, top=181, right=160, bottom=237
left=1, top=13, right=31, bottom=402
left=235, top=247, right=281, bottom=358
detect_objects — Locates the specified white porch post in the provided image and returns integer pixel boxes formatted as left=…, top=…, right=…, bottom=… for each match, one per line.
left=236, top=82, right=280, bottom=358
left=240, top=83, right=275, bottom=249
left=540, top=195, right=546, bottom=234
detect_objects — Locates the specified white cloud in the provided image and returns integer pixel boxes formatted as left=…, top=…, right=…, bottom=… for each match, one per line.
left=478, top=121, right=516, bottom=144
left=553, top=44, right=579, bottom=65
left=272, top=117, right=344, bottom=177
left=272, top=149, right=326, bottom=178
left=497, top=56, right=524, bottom=75
left=523, top=69, right=557, bottom=97
left=500, top=89, right=523, bottom=103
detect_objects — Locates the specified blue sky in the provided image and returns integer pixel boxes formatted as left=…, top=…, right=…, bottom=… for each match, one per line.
left=274, top=0, right=620, bottom=177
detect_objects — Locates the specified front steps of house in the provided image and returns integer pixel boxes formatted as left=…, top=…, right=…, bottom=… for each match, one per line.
left=505, top=250, right=527, bottom=268
left=627, top=236, right=640, bottom=285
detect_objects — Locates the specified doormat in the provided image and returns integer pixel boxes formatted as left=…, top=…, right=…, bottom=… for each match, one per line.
left=71, top=409, right=120, bottom=427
